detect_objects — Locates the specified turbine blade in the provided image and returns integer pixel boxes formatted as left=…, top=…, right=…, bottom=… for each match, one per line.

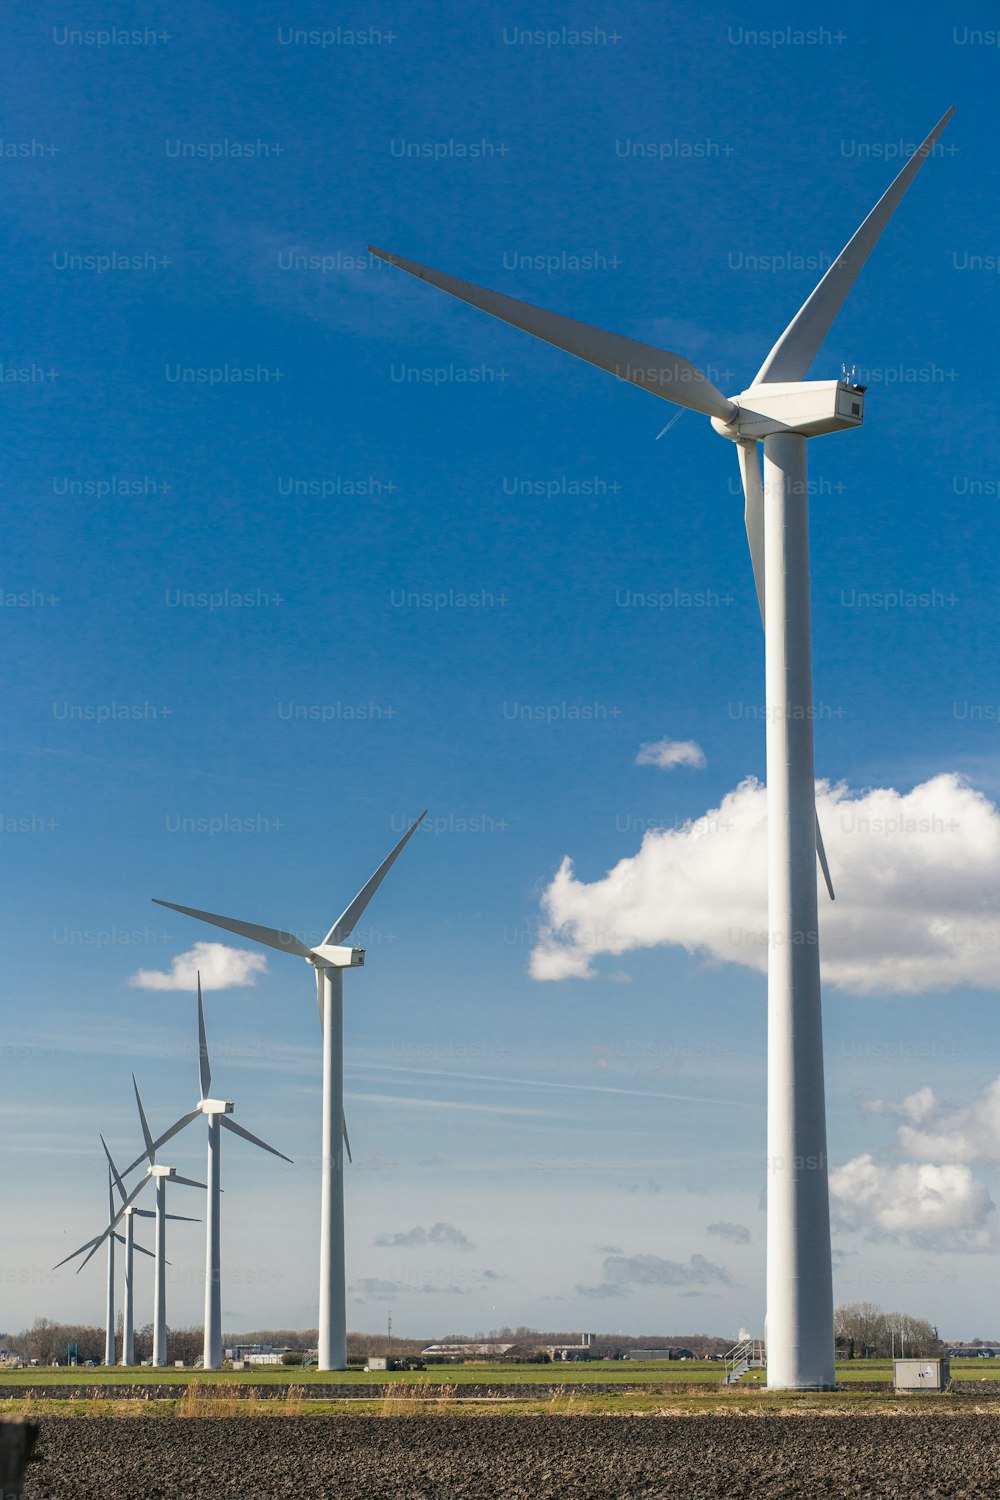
left=161, top=1213, right=201, bottom=1222
left=171, top=1175, right=207, bottom=1190
left=220, top=1114, right=293, bottom=1163
left=75, top=1238, right=106, bottom=1273
left=101, top=1135, right=128, bottom=1203
left=343, top=1111, right=352, bottom=1165
left=368, top=247, right=737, bottom=423
left=122, top=1110, right=201, bottom=1176
left=152, top=899, right=313, bottom=958
left=113, top=1233, right=125, bottom=1246
left=197, top=972, right=212, bottom=1100
left=58, top=1175, right=151, bottom=1270
left=324, top=811, right=428, bottom=945
left=816, top=814, right=836, bottom=902
left=54, top=1234, right=103, bottom=1270
left=754, top=107, right=954, bottom=384
left=132, top=1208, right=156, bottom=1219
left=132, top=1242, right=155, bottom=1259
left=133, top=1077, right=156, bottom=1165
left=737, top=441, right=765, bottom=627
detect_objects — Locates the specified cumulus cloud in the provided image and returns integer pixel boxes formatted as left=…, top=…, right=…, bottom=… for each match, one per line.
left=831, top=1077, right=1000, bottom=1251
left=706, top=1221, right=751, bottom=1245
left=635, top=737, right=707, bottom=771
left=530, top=773, right=1000, bottom=994
left=830, top=1154, right=996, bottom=1251
left=577, top=1251, right=731, bottom=1299
left=868, top=1077, right=1000, bottom=1167
left=129, top=941, right=268, bottom=991
left=864, top=1086, right=938, bottom=1127
left=352, top=1278, right=471, bottom=1300
left=374, top=1222, right=474, bottom=1251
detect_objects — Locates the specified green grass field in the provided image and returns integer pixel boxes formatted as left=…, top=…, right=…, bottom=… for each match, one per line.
left=0, top=1360, right=720, bottom=1387
left=0, top=1359, right=995, bottom=1391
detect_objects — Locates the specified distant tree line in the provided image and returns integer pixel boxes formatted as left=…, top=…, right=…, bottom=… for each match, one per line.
left=5, top=1320, right=320, bottom=1366
left=12, top=1318, right=890, bottom=1365
left=834, top=1302, right=940, bottom=1359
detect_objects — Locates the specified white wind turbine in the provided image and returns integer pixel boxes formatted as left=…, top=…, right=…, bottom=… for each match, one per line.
left=102, top=1139, right=159, bottom=1366
left=124, top=974, right=292, bottom=1370
left=100, top=1137, right=156, bottom=1366
left=151, top=810, right=426, bottom=1370
left=367, top=110, right=953, bottom=1389
left=55, top=1104, right=201, bottom=1367
left=54, top=1137, right=154, bottom=1365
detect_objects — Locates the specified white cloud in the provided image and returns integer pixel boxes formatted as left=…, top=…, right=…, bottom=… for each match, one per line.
left=870, top=1077, right=1000, bottom=1167
left=576, top=1250, right=731, bottom=1298
left=352, top=1278, right=471, bottom=1299
left=706, top=1221, right=751, bottom=1245
left=832, top=1076, right=1000, bottom=1251
left=129, top=941, right=268, bottom=991
left=374, top=1222, right=474, bottom=1251
left=864, top=1085, right=938, bottom=1126
left=635, top=737, right=707, bottom=771
left=530, top=773, right=1000, bottom=994
left=830, top=1154, right=996, bottom=1251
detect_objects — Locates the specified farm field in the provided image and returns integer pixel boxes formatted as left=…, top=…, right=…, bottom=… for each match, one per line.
left=1, top=1358, right=995, bottom=1388
left=18, top=1413, right=1000, bottom=1499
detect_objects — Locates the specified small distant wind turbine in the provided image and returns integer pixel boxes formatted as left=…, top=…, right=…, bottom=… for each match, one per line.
left=100, top=1137, right=168, bottom=1366
left=128, top=1080, right=205, bottom=1366
left=151, top=810, right=426, bottom=1369
left=367, top=109, right=953, bottom=1389
left=101, top=1150, right=117, bottom=1366
left=127, top=974, right=291, bottom=1370
left=55, top=1137, right=154, bottom=1365
left=55, top=1122, right=197, bottom=1367
left=99, top=1137, right=155, bottom=1366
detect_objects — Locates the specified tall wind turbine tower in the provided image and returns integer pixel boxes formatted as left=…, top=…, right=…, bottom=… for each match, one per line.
left=152, top=811, right=426, bottom=1370
left=133, top=975, right=292, bottom=1370
left=102, top=1153, right=116, bottom=1366
left=367, top=111, right=952, bottom=1388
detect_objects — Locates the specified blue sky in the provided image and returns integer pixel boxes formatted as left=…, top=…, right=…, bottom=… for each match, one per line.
left=3, top=2, right=1000, bottom=1342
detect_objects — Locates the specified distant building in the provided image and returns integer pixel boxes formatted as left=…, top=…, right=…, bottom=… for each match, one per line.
left=544, top=1335, right=598, bottom=1362
left=224, top=1343, right=292, bottom=1366
left=423, top=1341, right=516, bottom=1359
left=626, top=1348, right=695, bottom=1361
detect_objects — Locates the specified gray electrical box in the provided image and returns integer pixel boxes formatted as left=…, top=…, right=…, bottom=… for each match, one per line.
left=893, top=1357, right=950, bottom=1392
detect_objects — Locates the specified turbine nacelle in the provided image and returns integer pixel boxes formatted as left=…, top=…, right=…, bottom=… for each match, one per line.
left=198, top=1098, right=235, bottom=1116
left=308, top=944, right=366, bottom=970
left=148, top=1165, right=177, bottom=1180
left=711, top=380, right=866, bottom=443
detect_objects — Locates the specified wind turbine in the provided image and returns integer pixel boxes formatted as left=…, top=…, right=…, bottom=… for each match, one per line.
left=101, top=1137, right=163, bottom=1366
left=127, top=1080, right=205, bottom=1366
left=54, top=1137, right=154, bottom=1365
left=102, top=1150, right=117, bottom=1366
left=366, top=110, right=953, bottom=1389
left=128, top=974, right=292, bottom=1370
left=54, top=1117, right=199, bottom=1368
left=99, top=1137, right=156, bottom=1365
left=151, top=810, right=427, bottom=1370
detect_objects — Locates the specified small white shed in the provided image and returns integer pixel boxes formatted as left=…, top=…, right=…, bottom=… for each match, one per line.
left=893, top=1358, right=950, bottom=1392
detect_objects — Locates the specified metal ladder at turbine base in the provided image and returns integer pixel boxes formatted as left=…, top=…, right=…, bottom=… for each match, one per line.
left=723, top=1338, right=766, bottom=1385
